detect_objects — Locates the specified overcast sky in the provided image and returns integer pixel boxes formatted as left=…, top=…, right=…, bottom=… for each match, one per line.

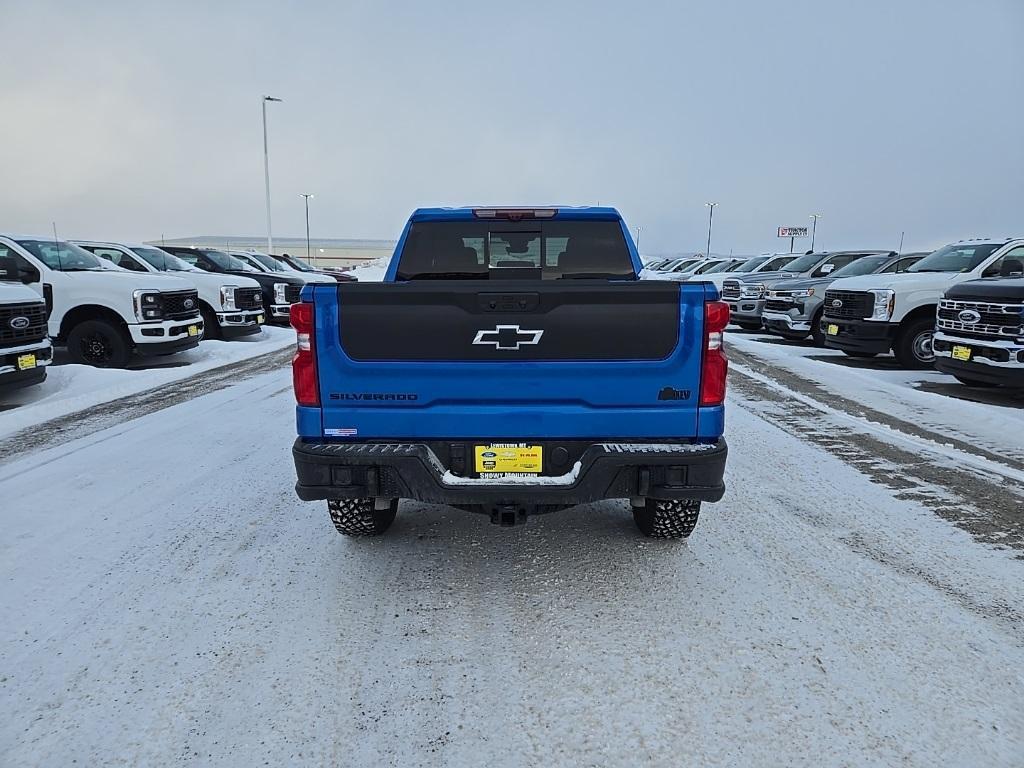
left=2, top=0, right=1021, bottom=255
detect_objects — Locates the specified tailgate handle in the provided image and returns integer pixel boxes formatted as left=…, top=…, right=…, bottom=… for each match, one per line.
left=478, top=293, right=539, bottom=312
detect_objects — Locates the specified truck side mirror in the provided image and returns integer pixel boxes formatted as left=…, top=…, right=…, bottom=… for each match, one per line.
left=0, top=256, right=17, bottom=281
left=19, top=264, right=40, bottom=284
left=1000, top=258, right=1023, bottom=277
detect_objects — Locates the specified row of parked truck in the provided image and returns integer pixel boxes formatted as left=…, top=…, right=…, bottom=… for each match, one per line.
left=0, top=235, right=355, bottom=392
left=645, top=238, right=1024, bottom=389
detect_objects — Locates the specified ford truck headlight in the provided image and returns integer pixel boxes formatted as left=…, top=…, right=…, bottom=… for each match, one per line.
left=274, top=282, right=288, bottom=305
left=132, top=290, right=165, bottom=322
left=867, top=289, right=895, bottom=321
left=741, top=284, right=765, bottom=299
left=220, top=285, right=237, bottom=310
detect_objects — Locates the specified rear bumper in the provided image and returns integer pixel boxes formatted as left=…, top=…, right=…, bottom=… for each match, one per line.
left=292, top=438, right=728, bottom=506
left=821, top=317, right=897, bottom=354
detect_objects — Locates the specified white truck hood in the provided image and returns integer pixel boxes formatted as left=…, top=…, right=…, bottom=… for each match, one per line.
left=826, top=271, right=961, bottom=293
left=64, top=270, right=197, bottom=292
left=0, top=282, right=46, bottom=303
left=176, top=270, right=261, bottom=291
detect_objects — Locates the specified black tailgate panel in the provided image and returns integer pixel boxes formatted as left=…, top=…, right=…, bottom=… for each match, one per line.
left=336, top=280, right=680, bottom=362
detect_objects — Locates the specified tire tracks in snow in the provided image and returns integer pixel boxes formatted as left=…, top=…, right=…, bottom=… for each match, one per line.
left=0, top=347, right=293, bottom=464
left=727, top=356, right=1024, bottom=554
left=728, top=343, right=1024, bottom=474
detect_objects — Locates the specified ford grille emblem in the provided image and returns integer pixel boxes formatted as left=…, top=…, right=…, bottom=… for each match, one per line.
left=957, top=309, right=981, bottom=324
left=184, top=298, right=195, bottom=309
left=831, top=299, right=843, bottom=308
left=9, top=316, right=30, bottom=330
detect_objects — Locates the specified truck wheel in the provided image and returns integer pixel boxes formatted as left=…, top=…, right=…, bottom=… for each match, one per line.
left=67, top=319, right=131, bottom=368
left=894, top=318, right=935, bottom=368
left=632, top=499, right=701, bottom=539
left=200, top=306, right=221, bottom=340
left=328, top=498, right=397, bottom=536
left=736, top=322, right=762, bottom=331
left=810, top=310, right=825, bottom=347
left=953, top=375, right=998, bottom=388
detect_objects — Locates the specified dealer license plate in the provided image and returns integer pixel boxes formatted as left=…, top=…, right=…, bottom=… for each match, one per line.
left=827, top=324, right=839, bottom=336
left=474, top=444, right=543, bottom=474
left=187, top=324, right=199, bottom=337
left=16, top=353, right=37, bottom=371
left=951, top=345, right=972, bottom=361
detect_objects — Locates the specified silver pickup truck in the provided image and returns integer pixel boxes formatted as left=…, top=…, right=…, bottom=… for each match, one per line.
left=761, top=252, right=923, bottom=345
left=722, top=251, right=870, bottom=330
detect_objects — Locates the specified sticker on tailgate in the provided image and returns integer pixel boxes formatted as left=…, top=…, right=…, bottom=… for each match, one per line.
left=474, top=444, right=542, bottom=474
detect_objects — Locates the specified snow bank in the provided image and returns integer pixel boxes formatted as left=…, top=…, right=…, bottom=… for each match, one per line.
left=347, top=257, right=389, bottom=282
left=0, top=326, right=294, bottom=439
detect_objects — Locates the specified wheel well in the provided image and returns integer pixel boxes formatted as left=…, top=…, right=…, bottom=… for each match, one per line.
left=58, top=305, right=129, bottom=343
left=900, top=304, right=937, bottom=329
left=198, top=299, right=218, bottom=316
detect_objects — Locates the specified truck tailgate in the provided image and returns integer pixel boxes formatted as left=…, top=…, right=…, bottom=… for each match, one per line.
left=307, top=280, right=717, bottom=440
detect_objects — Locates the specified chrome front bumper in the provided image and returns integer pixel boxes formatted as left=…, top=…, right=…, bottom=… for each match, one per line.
left=761, top=310, right=812, bottom=332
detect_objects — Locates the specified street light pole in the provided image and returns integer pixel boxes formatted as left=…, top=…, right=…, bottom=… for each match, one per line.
left=300, top=194, right=314, bottom=263
left=262, top=95, right=283, bottom=254
left=704, top=202, right=718, bottom=258
left=809, top=213, right=823, bottom=251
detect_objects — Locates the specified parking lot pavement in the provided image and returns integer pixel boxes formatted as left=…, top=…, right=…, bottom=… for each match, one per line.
left=1, top=361, right=1021, bottom=766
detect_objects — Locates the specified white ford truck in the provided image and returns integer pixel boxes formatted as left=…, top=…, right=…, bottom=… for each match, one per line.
left=74, top=241, right=265, bottom=340
left=0, top=235, right=203, bottom=367
left=0, top=273, right=53, bottom=391
left=821, top=238, right=1024, bottom=367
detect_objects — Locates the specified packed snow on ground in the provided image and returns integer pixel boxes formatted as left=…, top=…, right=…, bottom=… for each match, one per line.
left=347, top=257, right=388, bottom=282
left=0, top=325, right=293, bottom=439
left=727, top=331, right=1024, bottom=463
left=0, top=369, right=1021, bottom=766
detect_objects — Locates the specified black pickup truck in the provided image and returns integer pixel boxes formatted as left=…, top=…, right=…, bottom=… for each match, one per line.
left=161, top=246, right=306, bottom=324
left=933, top=273, right=1024, bottom=389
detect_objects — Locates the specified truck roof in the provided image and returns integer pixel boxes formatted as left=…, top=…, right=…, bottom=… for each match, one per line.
left=409, top=206, right=623, bottom=222
left=72, top=239, right=154, bottom=250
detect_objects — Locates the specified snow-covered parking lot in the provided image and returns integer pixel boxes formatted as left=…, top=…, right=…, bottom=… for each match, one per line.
left=1, top=325, right=1022, bottom=766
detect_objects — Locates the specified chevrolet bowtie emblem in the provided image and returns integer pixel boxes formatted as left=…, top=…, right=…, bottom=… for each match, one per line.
left=472, top=324, right=544, bottom=351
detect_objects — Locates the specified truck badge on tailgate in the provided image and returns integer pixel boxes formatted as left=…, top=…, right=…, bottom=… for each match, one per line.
left=472, top=324, right=544, bottom=351
left=658, top=386, right=691, bottom=401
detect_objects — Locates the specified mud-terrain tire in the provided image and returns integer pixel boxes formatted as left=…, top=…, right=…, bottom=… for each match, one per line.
left=737, top=322, right=762, bottom=331
left=66, top=319, right=131, bottom=368
left=893, top=317, right=935, bottom=368
left=632, top=499, right=701, bottom=539
left=328, top=498, right=397, bottom=536
left=952, top=375, right=998, bottom=388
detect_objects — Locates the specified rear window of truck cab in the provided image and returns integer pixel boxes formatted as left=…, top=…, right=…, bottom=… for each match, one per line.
left=396, top=220, right=635, bottom=280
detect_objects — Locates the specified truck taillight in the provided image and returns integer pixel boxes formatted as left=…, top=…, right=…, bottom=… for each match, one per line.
left=700, top=300, right=729, bottom=406
left=289, top=302, right=319, bottom=407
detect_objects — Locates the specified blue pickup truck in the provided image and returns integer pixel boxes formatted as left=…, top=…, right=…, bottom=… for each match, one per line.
left=290, top=207, right=729, bottom=538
